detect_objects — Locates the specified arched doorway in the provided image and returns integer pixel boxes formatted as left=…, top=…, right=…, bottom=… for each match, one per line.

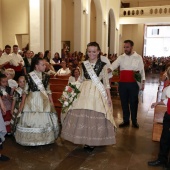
left=108, top=9, right=116, bottom=55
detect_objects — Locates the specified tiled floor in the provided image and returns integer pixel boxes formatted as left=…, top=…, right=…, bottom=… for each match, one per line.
left=0, top=73, right=164, bottom=170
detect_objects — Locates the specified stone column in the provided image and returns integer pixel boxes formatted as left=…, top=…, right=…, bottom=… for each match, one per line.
left=44, top=0, right=50, bottom=51
left=51, top=0, right=61, bottom=57
left=29, top=0, right=44, bottom=53
left=74, top=0, right=84, bottom=52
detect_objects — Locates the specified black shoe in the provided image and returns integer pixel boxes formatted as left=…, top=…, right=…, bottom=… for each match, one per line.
left=148, top=159, right=165, bottom=167
left=0, top=155, right=10, bottom=161
left=164, top=164, right=170, bottom=170
left=119, top=122, right=129, bottom=128
left=132, top=122, right=139, bottom=128
left=84, top=145, right=95, bottom=153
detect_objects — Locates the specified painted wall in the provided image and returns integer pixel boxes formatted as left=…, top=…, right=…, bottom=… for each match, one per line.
left=121, top=24, right=144, bottom=56
left=1, top=0, right=29, bottom=49
left=122, top=0, right=170, bottom=7
left=62, top=0, right=74, bottom=52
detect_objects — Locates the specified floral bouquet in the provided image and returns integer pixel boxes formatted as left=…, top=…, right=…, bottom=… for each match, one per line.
left=134, top=70, right=141, bottom=83
left=58, top=83, right=80, bottom=113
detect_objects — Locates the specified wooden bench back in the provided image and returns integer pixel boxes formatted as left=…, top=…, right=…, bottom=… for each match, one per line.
left=50, top=84, right=65, bottom=92
left=49, top=78, right=68, bottom=85
left=52, top=92, right=62, bottom=107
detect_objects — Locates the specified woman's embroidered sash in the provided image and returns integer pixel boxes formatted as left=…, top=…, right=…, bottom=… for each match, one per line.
left=29, top=71, right=48, bottom=99
left=83, top=60, right=108, bottom=100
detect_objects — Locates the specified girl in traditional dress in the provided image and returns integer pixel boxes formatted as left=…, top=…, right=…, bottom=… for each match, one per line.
left=15, top=57, right=59, bottom=146
left=61, top=42, right=116, bottom=153
left=10, top=76, right=26, bottom=134
left=0, top=96, right=10, bottom=161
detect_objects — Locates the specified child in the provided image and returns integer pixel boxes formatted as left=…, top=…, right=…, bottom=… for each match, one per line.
left=0, top=96, right=10, bottom=161
left=15, top=57, right=59, bottom=146
left=4, top=68, right=18, bottom=92
left=0, top=74, right=13, bottom=134
left=10, top=76, right=25, bottom=134
left=148, top=67, right=170, bottom=169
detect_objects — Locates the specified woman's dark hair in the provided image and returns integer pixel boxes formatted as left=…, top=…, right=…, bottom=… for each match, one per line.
left=85, top=42, right=101, bottom=60
left=44, top=50, right=50, bottom=63
left=54, top=52, right=60, bottom=58
left=71, top=68, right=80, bottom=77
left=0, top=74, right=7, bottom=82
left=30, top=55, right=44, bottom=72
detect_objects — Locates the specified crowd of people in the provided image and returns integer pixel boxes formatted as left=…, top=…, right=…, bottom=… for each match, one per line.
left=143, top=56, right=170, bottom=73
left=0, top=41, right=170, bottom=169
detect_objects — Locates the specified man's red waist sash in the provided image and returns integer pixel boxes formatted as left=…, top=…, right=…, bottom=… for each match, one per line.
left=119, top=70, right=136, bottom=82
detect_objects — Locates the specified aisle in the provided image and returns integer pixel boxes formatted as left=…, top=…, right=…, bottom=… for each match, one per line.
left=0, top=73, right=163, bottom=170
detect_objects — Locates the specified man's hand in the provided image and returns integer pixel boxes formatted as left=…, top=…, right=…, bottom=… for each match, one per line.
left=108, top=68, right=112, bottom=73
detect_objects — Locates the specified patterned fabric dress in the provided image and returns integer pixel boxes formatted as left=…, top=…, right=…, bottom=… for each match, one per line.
left=0, top=86, right=12, bottom=133
left=61, top=59, right=116, bottom=146
left=0, top=110, right=6, bottom=149
left=15, top=71, right=59, bottom=146
left=10, top=87, right=23, bottom=134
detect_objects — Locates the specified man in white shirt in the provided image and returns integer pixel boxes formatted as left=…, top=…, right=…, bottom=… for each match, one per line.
left=9, top=45, right=25, bottom=80
left=0, top=45, right=11, bottom=69
left=109, top=40, right=145, bottom=128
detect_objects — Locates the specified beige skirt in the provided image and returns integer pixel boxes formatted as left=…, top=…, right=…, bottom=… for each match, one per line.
left=61, top=109, right=116, bottom=146
left=15, top=92, right=59, bottom=146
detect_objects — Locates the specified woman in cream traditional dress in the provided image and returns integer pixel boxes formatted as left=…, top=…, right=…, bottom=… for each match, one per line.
left=61, top=42, right=116, bottom=152
left=15, top=57, right=59, bottom=146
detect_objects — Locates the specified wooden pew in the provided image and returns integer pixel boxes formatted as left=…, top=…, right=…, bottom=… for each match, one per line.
left=55, top=75, right=70, bottom=79
left=50, top=84, right=65, bottom=92
left=52, top=92, right=63, bottom=120
left=52, top=92, right=62, bottom=107
left=152, top=105, right=166, bottom=141
left=152, top=82, right=167, bottom=142
left=49, top=78, right=68, bottom=85
left=110, top=75, right=119, bottom=95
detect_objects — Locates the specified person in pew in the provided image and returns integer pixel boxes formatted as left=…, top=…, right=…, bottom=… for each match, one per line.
left=23, top=50, right=32, bottom=75
left=148, top=67, right=170, bottom=170
left=15, top=57, right=59, bottom=146
left=45, top=61, right=56, bottom=76
left=52, top=52, right=62, bottom=72
left=108, top=40, right=145, bottom=128
left=61, top=42, right=116, bottom=153
left=54, top=60, right=71, bottom=76
left=68, top=68, right=82, bottom=84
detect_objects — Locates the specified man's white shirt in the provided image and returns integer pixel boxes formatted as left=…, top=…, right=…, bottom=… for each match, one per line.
left=9, top=53, right=24, bottom=66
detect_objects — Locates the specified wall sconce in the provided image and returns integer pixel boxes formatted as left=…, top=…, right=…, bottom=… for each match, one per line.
left=104, top=21, right=107, bottom=25
left=83, top=9, right=88, bottom=14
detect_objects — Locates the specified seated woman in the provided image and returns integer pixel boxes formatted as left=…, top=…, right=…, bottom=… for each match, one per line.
left=68, top=68, right=81, bottom=84
left=55, top=61, right=71, bottom=76
left=52, top=52, right=62, bottom=72
left=45, top=61, right=56, bottom=76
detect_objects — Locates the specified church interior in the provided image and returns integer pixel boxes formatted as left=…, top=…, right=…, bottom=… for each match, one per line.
left=0, top=0, right=170, bottom=169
